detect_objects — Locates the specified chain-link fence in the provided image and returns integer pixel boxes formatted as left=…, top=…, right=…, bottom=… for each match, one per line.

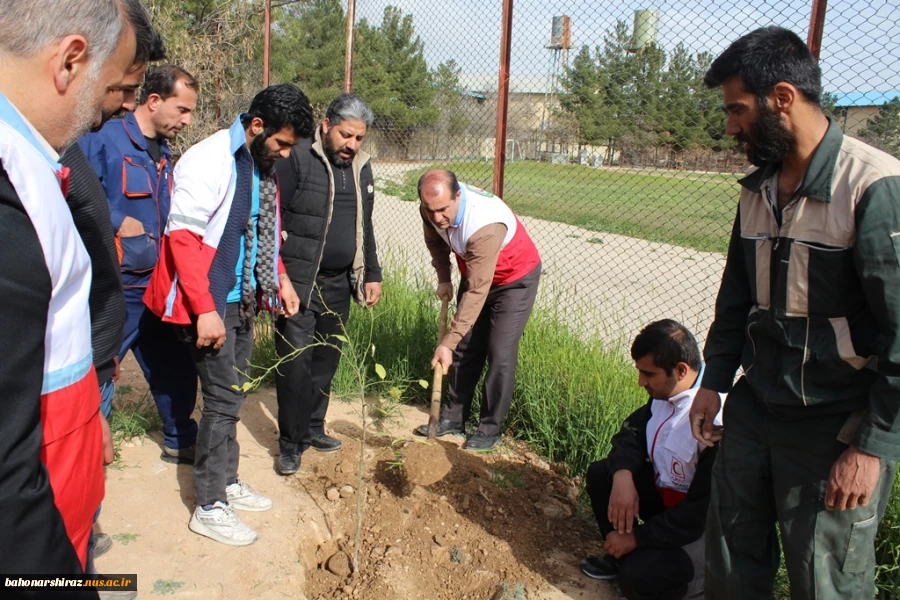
left=269, top=0, right=900, bottom=344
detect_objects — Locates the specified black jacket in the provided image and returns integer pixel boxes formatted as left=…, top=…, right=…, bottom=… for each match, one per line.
left=0, top=164, right=93, bottom=579
left=61, top=144, right=126, bottom=382
left=607, top=398, right=718, bottom=549
left=275, top=127, right=382, bottom=307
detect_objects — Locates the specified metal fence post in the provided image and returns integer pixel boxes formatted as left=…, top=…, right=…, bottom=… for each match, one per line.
left=344, top=0, right=357, bottom=93
left=493, top=0, right=514, bottom=198
left=807, top=0, right=828, bottom=60
left=263, top=0, right=271, bottom=87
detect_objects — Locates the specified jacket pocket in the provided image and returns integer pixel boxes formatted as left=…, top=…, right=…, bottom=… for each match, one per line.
left=740, top=234, right=772, bottom=308
left=122, top=156, right=153, bottom=198
left=118, top=233, right=158, bottom=272
left=663, top=430, right=698, bottom=463
left=842, top=514, right=877, bottom=573
left=791, top=240, right=856, bottom=316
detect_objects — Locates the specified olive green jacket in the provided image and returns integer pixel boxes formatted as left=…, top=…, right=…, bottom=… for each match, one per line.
left=702, top=120, right=900, bottom=460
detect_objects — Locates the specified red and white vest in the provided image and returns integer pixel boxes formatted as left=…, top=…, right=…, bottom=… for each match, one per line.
left=432, top=183, right=540, bottom=285
left=0, top=106, right=103, bottom=569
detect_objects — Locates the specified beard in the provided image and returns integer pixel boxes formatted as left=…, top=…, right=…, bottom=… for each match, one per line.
left=250, top=133, right=278, bottom=174
left=323, top=134, right=354, bottom=168
left=61, top=67, right=103, bottom=149
left=739, top=102, right=796, bottom=166
left=91, top=105, right=126, bottom=133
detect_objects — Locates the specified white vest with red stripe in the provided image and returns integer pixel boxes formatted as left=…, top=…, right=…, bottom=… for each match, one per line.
left=433, top=182, right=540, bottom=285
left=646, top=366, right=725, bottom=506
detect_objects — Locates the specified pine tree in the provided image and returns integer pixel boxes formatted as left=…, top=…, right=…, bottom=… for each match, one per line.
left=355, top=6, right=439, bottom=147
left=269, top=0, right=346, bottom=112
left=859, top=97, right=900, bottom=158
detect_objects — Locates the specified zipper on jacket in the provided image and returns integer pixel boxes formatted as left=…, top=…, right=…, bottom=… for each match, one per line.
left=746, top=308, right=758, bottom=375
left=309, top=143, right=336, bottom=307
left=350, top=159, right=366, bottom=301
left=649, top=404, right=677, bottom=477
left=801, top=317, right=810, bottom=405
left=155, top=158, right=166, bottom=242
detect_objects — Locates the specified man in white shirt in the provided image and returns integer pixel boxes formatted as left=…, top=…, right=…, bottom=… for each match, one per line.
left=580, top=320, right=724, bottom=600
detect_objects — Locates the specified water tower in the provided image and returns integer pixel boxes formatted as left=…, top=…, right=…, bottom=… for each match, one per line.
left=626, top=9, right=659, bottom=53
left=548, top=15, right=572, bottom=69
left=542, top=15, right=572, bottom=135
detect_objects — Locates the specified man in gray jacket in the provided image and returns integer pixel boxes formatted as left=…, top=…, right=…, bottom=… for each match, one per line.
left=274, top=93, right=382, bottom=474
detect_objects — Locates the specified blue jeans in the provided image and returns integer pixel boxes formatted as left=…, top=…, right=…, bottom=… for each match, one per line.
left=120, top=287, right=198, bottom=449
left=99, top=378, right=115, bottom=420
left=87, top=380, right=115, bottom=573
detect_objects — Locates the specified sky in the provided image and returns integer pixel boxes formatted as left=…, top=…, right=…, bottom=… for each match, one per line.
left=350, top=0, right=900, bottom=96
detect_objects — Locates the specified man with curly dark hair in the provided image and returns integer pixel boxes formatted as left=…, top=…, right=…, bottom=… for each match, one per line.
left=145, top=84, right=314, bottom=546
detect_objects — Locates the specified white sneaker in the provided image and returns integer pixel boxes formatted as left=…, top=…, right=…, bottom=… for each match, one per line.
left=189, top=501, right=258, bottom=546
left=226, top=480, right=273, bottom=512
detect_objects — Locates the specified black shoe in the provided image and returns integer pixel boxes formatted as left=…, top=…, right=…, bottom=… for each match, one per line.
left=278, top=441, right=301, bottom=475
left=310, top=433, right=342, bottom=453
left=93, top=533, right=112, bottom=559
left=580, top=555, right=618, bottom=580
left=161, top=445, right=195, bottom=465
left=414, top=418, right=465, bottom=437
left=464, top=431, right=503, bottom=451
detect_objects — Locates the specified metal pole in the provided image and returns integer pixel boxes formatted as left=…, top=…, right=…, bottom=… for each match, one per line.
left=263, top=0, right=272, bottom=87
left=493, top=0, right=513, bottom=198
left=807, top=0, right=828, bottom=60
left=344, top=0, right=357, bottom=93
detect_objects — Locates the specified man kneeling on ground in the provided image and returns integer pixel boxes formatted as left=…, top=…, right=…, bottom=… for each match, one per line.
left=581, top=319, right=724, bottom=600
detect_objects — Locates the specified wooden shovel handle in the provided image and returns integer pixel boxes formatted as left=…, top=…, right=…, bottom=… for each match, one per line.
left=437, top=296, right=449, bottom=340
left=426, top=297, right=450, bottom=439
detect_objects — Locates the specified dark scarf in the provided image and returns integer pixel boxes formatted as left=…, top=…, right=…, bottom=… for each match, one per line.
left=207, top=146, right=279, bottom=319
left=240, top=173, right=279, bottom=318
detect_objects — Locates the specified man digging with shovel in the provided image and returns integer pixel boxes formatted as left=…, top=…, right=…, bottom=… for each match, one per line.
left=414, top=170, right=541, bottom=451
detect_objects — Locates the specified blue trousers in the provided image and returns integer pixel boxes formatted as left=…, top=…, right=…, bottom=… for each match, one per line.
left=120, top=287, right=198, bottom=449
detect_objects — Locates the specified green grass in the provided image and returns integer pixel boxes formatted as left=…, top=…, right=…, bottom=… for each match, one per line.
left=152, top=580, right=184, bottom=595
left=507, top=302, right=643, bottom=476
left=377, top=179, right=419, bottom=202
left=112, top=533, right=140, bottom=545
left=330, top=265, right=444, bottom=404
left=391, top=161, right=739, bottom=253
left=109, top=391, right=162, bottom=442
left=250, top=263, right=441, bottom=402
left=876, top=476, right=900, bottom=599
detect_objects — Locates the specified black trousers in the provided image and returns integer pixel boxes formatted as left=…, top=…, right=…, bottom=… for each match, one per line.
left=275, top=271, right=351, bottom=450
left=442, top=263, right=541, bottom=436
left=191, top=303, right=254, bottom=506
left=586, top=459, right=695, bottom=600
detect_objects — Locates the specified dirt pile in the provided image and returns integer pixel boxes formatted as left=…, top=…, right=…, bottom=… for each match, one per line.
left=99, top=362, right=615, bottom=599
left=403, top=441, right=453, bottom=486
left=296, top=419, right=609, bottom=600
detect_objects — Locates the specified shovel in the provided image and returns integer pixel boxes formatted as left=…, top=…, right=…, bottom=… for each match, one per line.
left=426, top=297, right=450, bottom=440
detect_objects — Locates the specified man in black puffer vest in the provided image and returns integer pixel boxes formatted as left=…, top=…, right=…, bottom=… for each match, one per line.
left=274, top=93, right=383, bottom=474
